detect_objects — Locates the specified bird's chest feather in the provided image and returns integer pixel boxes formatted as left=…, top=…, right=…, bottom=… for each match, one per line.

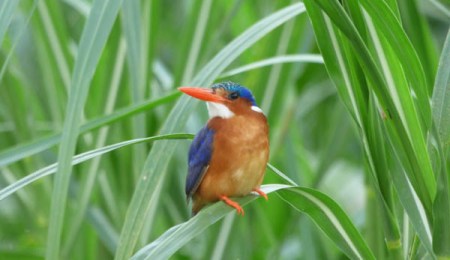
left=198, top=114, right=269, bottom=199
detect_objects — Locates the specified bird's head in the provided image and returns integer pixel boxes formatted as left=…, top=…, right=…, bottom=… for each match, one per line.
left=179, top=81, right=263, bottom=119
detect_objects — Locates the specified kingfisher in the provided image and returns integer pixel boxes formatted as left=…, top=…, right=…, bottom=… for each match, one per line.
left=179, top=82, right=269, bottom=216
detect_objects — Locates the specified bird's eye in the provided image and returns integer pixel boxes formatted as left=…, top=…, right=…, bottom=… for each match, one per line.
left=229, top=91, right=239, bottom=100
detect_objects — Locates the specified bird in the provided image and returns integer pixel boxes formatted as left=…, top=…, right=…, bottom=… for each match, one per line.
left=179, top=81, right=269, bottom=216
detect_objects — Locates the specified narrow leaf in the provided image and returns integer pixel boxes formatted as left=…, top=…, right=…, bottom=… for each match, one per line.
left=220, top=54, right=324, bottom=77
left=278, top=187, right=376, bottom=260
left=131, top=184, right=289, bottom=260
left=431, top=29, right=450, bottom=258
left=0, top=134, right=194, bottom=202
left=46, top=0, right=125, bottom=259
left=0, top=0, right=19, bottom=45
left=0, top=92, right=179, bottom=167
left=131, top=185, right=374, bottom=260
left=432, top=30, right=450, bottom=148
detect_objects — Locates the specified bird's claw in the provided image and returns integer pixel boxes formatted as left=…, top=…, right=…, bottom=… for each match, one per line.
left=220, top=195, right=245, bottom=216
left=253, top=188, right=268, bottom=200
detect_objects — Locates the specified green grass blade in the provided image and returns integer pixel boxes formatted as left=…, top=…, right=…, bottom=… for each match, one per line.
left=0, top=92, right=178, bottom=167
left=359, top=0, right=431, bottom=123
left=431, top=136, right=450, bottom=257
left=260, top=17, right=295, bottom=113
left=122, top=0, right=142, bottom=95
left=304, top=0, right=435, bottom=256
left=62, top=38, right=126, bottom=257
left=389, top=159, right=433, bottom=253
left=130, top=184, right=374, bottom=260
left=278, top=187, right=376, bottom=260
left=428, top=0, right=450, bottom=19
left=190, top=3, right=306, bottom=86
left=267, top=163, right=298, bottom=186
left=45, top=0, right=125, bottom=259
left=366, top=100, right=404, bottom=256
left=304, top=0, right=402, bottom=246
left=180, top=0, right=212, bottom=84
left=314, top=0, right=436, bottom=211
left=432, top=30, right=450, bottom=149
left=360, top=0, right=435, bottom=215
left=219, top=54, right=324, bottom=77
left=210, top=214, right=235, bottom=260
left=0, top=1, right=19, bottom=45
left=122, top=0, right=147, bottom=178
left=37, top=0, right=72, bottom=90
left=86, top=207, right=120, bottom=254
left=431, top=30, right=450, bottom=258
left=114, top=3, right=306, bottom=259
left=0, top=134, right=193, bottom=201
left=130, top=184, right=291, bottom=260
left=0, top=1, right=37, bottom=83
left=398, top=0, right=438, bottom=86
left=302, top=0, right=367, bottom=125
left=62, top=0, right=90, bottom=17
left=359, top=2, right=437, bottom=210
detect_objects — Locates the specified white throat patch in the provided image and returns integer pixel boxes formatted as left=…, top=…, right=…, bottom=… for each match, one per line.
left=206, top=102, right=235, bottom=119
left=251, top=106, right=264, bottom=113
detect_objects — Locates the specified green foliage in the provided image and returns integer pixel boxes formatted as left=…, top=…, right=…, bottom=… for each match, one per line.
left=0, top=0, right=448, bottom=259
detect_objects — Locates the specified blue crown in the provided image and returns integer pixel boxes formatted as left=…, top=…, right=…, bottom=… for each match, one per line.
left=211, top=82, right=257, bottom=106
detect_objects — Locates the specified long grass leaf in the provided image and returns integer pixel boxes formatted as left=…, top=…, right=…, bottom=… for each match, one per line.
left=431, top=136, right=450, bottom=257
left=37, top=0, right=72, bottom=90
left=0, top=1, right=37, bottom=83
left=122, top=0, right=147, bottom=178
left=360, top=0, right=435, bottom=217
left=62, top=0, right=91, bottom=17
left=312, top=0, right=435, bottom=220
left=359, top=0, right=431, bottom=124
left=267, top=163, right=298, bottom=186
left=0, top=1, right=19, bottom=45
left=219, top=54, right=323, bottom=77
left=210, top=214, right=235, bottom=260
left=62, top=38, right=127, bottom=256
left=431, top=29, right=450, bottom=258
left=130, top=184, right=291, bottom=260
left=260, top=17, right=295, bottom=113
left=432, top=30, right=450, bottom=148
left=86, top=207, right=120, bottom=254
left=38, top=1, right=70, bottom=92
left=0, top=134, right=193, bottom=201
left=180, top=0, right=212, bottom=84
left=390, top=161, right=433, bottom=253
left=360, top=3, right=437, bottom=219
left=45, top=0, right=124, bottom=259
left=398, top=0, right=438, bottom=86
left=191, top=3, right=306, bottom=86
left=114, top=3, right=306, bottom=259
left=131, top=184, right=374, bottom=260
left=0, top=92, right=178, bottom=167
left=278, top=187, right=376, bottom=260
left=303, top=0, right=433, bottom=256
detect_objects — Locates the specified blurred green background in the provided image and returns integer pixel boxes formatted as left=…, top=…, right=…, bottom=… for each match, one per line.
left=0, top=0, right=449, bottom=259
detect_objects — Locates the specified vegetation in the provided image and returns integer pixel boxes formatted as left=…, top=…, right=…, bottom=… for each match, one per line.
left=0, top=0, right=449, bottom=259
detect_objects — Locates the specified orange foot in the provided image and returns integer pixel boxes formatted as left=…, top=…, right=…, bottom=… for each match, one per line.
left=220, top=195, right=244, bottom=216
left=253, top=188, right=268, bottom=200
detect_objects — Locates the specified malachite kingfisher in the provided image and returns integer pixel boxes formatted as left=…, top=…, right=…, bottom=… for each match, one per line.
left=179, top=81, right=269, bottom=216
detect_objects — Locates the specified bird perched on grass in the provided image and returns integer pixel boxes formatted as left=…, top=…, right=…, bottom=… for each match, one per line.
left=179, top=82, right=269, bottom=215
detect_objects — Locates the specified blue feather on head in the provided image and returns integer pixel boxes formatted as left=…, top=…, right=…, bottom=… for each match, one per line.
left=211, top=81, right=257, bottom=106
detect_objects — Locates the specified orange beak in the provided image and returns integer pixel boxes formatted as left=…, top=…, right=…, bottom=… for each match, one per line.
left=178, top=87, right=227, bottom=103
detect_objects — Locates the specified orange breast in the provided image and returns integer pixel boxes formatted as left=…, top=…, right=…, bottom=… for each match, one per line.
left=193, top=111, right=269, bottom=210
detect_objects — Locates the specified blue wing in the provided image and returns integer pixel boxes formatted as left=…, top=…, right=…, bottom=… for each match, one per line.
left=185, top=126, right=215, bottom=199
